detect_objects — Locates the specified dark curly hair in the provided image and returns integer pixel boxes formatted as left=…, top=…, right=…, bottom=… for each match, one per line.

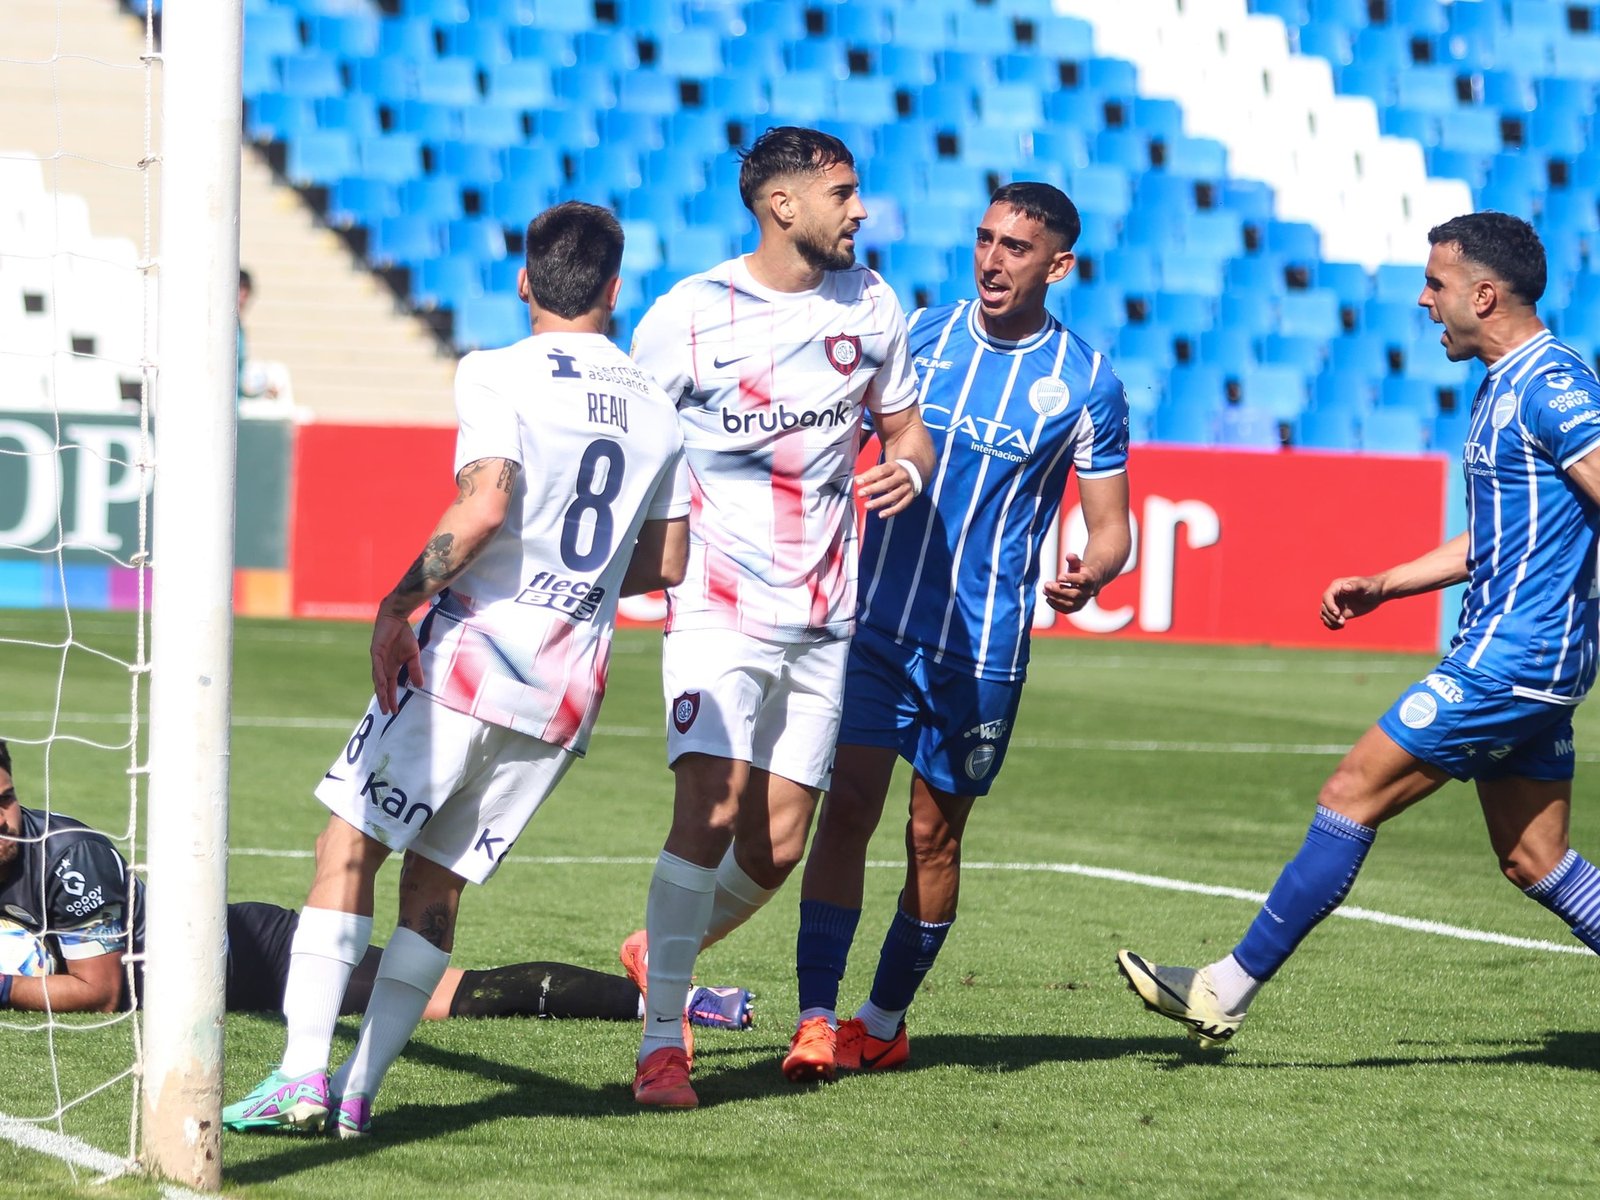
left=1428, top=211, right=1546, bottom=305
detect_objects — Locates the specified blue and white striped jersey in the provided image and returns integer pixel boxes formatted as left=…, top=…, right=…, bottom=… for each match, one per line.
left=1449, top=330, right=1600, bottom=702
left=857, top=301, right=1129, bottom=680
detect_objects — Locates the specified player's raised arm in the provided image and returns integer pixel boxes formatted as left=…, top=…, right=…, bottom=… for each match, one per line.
left=1320, top=531, right=1470, bottom=630
left=1044, top=472, right=1131, bottom=614
left=371, top=455, right=517, bottom=712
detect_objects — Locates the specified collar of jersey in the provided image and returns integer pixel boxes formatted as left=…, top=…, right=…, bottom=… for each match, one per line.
left=730, top=255, right=826, bottom=301
left=1486, top=328, right=1555, bottom=380
left=965, top=302, right=1058, bottom=353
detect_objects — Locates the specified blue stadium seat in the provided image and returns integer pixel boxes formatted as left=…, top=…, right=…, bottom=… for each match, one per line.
left=1226, top=257, right=1286, bottom=296
left=1438, top=110, right=1503, bottom=155
left=1067, top=164, right=1132, bottom=219
left=285, top=128, right=356, bottom=185
left=248, top=6, right=302, bottom=57
left=1084, top=56, right=1139, bottom=100
left=1328, top=331, right=1392, bottom=377
left=509, top=26, right=577, bottom=66
left=1116, top=323, right=1178, bottom=368
left=554, top=64, right=618, bottom=108
left=978, top=82, right=1044, bottom=130
left=358, top=135, right=424, bottom=183
left=1167, top=364, right=1229, bottom=410
left=1297, top=20, right=1353, bottom=64
left=305, top=13, right=379, bottom=57
left=444, top=216, right=508, bottom=260
left=278, top=51, right=345, bottom=99
left=1162, top=135, right=1228, bottom=179
left=533, top=107, right=599, bottom=150
left=439, top=23, right=511, bottom=65
left=1152, top=402, right=1217, bottom=445
left=1153, top=290, right=1216, bottom=334
left=879, top=45, right=936, bottom=88
left=326, top=176, right=399, bottom=228
left=952, top=7, right=1016, bottom=56
left=1259, top=332, right=1326, bottom=374
left=834, top=78, right=898, bottom=126
left=1313, top=260, right=1372, bottom=305
left=1243, top=364, right=1310, bottom=420
left=667, top=109, right=731, bottom=156
left=486, top=61, right=555, bottom=107
left=460, top=104, right=525, bottom=146
left=1262, top=220, right=1322, bottom=261
left=664, top=225, right=733, bottom=273
left=1372, top=263, right=1421, bottom=302
left=367, top=215, right=442, bottom=269
left=1295, top=405, right=1360, bottom=450
left=485, top=177, right=557, bottom=226
left=401, top=176, right=464, bottom=222
left=576, top=28, right=642, bottom=71
left=1113, top=357, right=1165, bottom=420
left=315, top=94, right=380, bottom=137
left=831, top=4, right=890, bottom=43
left=1036, top=14, right=1095, bottom=59
left=1160, top=254, right=1224, bottom=297
left=521, top=0, right=596, bottom=32
left=388, top=100, right=458, bottom=140
left=1431, top=409, right=1473, bottom=453
left=1220, top=291, right=1278, bottom=336
left=1362, top=408, right=1429, bottom=453
left=1315, top=368, right=1379, bottom=411
left=247, top=93, right=315, bottom=142
left=414, top=255, right=484, bottom=311
left=375, top=18, right=435, bottom=62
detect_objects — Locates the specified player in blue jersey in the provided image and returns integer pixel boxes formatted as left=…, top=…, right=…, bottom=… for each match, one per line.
left=784, top=182, right=1133, bottom=1080
left=1119, top=212, right=1600, bottom=1048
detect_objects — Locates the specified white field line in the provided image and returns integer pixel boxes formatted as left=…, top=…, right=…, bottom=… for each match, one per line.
left=229, top=849, right=1588, bottom=956
left=0, top=1113, right=209, bottom=1200
left=9, top=711, right=1600, bottom=764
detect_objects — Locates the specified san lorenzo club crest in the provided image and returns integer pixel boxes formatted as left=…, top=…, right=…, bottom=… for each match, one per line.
left=672, top=691, right=701, bottom=734
left=825, top=334, right=862, bottom=376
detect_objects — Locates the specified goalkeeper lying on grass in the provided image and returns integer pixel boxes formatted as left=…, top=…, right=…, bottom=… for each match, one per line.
left=0, top=739, right=753, bottom=1029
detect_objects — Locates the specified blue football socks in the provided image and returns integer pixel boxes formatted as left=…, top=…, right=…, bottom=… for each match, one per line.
left=1524, top=849, right=1600, bottom=955
left=865, top=904, right=953, bottom=1018
left=795, top=900, right=861, bottom=1016
left=1231, top=805, right=1376, bottom=982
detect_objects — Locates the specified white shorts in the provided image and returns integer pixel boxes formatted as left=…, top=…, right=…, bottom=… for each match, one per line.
left=661, top=629, right=849, bottom=790
left=314, top=689, right=574, bottom=885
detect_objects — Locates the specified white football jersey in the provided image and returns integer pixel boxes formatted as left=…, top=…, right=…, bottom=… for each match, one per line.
left=413, top=331, right=689, bottom=753
left=632, top=256, right=918, bottom=641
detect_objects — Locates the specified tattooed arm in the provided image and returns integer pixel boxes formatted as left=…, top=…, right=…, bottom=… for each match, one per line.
left=371, top=457, right=519, bottom=713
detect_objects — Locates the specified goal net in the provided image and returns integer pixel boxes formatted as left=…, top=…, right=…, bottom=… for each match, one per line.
left=1, top=0, right=239, bottom=1191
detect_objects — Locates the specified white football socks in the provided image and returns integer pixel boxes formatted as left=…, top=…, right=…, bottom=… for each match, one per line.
left=853, top=1000, right=904, bottom=1042
left=639, top=850, right=715, bottom=1062
left=279, top=906, right=373, bottom=1077
left=1206, top=953, right=1262, bottom=1014
left=701, top=844, right=780, bottom=949
left=332, top=927, right=450, bottom=1102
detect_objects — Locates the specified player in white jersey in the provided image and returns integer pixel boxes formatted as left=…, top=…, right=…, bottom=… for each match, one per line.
left=225, top=202, right=690, bottom=1137
left=624, top=126, right=935, bottom=1108
left=1120, top=212, right=1600, bottom=1049
left=785, top=183, right=1133, bottom=1080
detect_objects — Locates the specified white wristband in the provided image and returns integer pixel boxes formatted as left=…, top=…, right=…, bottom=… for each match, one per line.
left=894, top=457, right=924, bottom=498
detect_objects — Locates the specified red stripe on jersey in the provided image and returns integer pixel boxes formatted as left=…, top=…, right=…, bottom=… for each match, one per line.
left=772, top=429, right=805, bottom=575
left=442, top=630, right=488, bottom=711
left=811, top=509, right=849, bottom=626
left=707, top=544, right=741, bottom=613
left=534, top=622, right=585, bottom=747
left=689, top=306, right=701, bottom=392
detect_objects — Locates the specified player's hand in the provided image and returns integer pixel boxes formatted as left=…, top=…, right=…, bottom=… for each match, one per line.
left=855, top=461, right=919, bottom=518
left=371, top=612, right=422, bottom=713
left=1320, top=575, right=1384, bottom=630
left=1043, top=553, right=1100, bottom=614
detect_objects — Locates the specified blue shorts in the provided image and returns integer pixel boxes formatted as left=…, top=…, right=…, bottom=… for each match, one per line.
left=1377, top=666, right=1577, bottom=782
left=839, top=624, right=1024, bottom=797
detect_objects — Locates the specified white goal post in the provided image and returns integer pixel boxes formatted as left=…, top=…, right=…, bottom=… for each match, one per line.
left=141, top=0, right=242, bottom=1189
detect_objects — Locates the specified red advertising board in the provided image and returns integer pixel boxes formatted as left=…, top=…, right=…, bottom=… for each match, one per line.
left=289, top=427, right=1448, bottom=651
left=1036, top=446, right=1448, bottom=652
left=291, top=425, right=456, bottom=620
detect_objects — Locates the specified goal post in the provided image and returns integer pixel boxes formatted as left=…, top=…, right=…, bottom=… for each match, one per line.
left=141, top=0, right=243, bottom=1189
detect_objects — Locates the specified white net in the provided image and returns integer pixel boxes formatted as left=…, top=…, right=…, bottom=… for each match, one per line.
left=0, top=0, right=160, bottom=1183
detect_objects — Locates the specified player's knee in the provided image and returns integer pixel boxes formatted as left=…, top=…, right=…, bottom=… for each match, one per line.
left=1498, top=846, right=1562, bottom=891
left=906, top=820, right=960, bottom=874
left=313, top=818, right=383, bottom=877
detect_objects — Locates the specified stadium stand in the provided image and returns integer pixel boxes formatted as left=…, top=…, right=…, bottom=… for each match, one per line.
left=6, top=0, right=1597, bottom=442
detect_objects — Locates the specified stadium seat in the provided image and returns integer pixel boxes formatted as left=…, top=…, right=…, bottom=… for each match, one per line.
left=1295, top=404, right=1361, bottom=450
left=1362, top=407, right=1428, bottom=453
left=1152, top=402, right=1217, bottom=445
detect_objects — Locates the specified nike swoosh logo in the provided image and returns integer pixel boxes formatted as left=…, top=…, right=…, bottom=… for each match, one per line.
left=653, top=1015, right=680, bottom=1024
left=859, top=1040, right=899, bottom=1069
left=712, top=354, right=750, bottom=369
left=323, top=771, right=343, bottom=782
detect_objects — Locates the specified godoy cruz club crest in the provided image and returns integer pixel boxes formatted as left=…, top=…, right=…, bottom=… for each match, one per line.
left=825, top=333, right=862, bottom=376
left=672, top=691, right=701, bottom=733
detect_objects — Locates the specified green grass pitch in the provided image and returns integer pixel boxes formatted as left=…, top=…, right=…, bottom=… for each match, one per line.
left=4, top=608, right=1600, bottom=1198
